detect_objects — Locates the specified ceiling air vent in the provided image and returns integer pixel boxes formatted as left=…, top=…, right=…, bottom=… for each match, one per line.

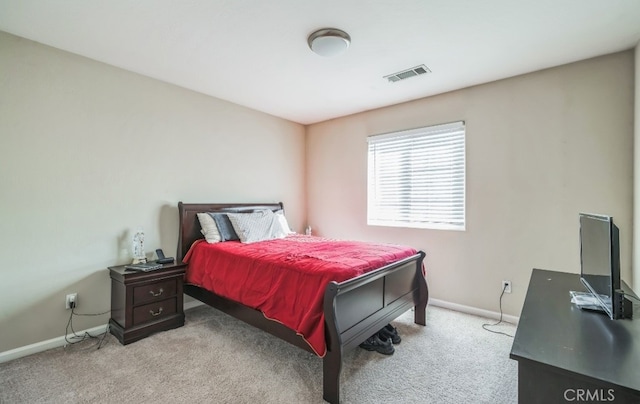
left=384, top=64, right=431, bottom=83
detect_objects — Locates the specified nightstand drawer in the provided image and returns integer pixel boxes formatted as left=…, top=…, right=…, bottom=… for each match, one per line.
left=133, top=278, right=177, bottom=305
left=132, top=298, right=177, bottom=326
left=109, top=262, right=186, bottom=345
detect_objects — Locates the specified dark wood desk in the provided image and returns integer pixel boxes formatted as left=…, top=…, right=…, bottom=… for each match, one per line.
left=510, top=269, right=640, bottom=403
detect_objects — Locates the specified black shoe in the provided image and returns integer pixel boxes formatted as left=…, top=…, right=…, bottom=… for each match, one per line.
left=378, top=324, right=401, bottom=344
left=359, top=334, right=394, bottom=355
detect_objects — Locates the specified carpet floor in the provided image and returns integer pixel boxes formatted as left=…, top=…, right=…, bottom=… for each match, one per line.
left=0, top=304, right=517, bottom=403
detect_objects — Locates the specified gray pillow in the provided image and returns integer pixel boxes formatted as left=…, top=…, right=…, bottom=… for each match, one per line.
left=210, top=213, right=240, bottom=241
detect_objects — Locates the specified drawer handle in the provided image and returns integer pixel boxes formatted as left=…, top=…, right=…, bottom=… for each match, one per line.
left=149, top=288, right=164, bottom=297
left=149, top=307, right=163, bottom=316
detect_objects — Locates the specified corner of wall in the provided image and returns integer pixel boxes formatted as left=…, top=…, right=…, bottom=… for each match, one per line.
left=633, top=41, right=640, bottom=294
left=302, top=124, right=311, bottom=231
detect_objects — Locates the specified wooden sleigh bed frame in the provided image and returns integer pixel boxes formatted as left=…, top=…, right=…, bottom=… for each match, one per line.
left=176, top=202, right=429, bottom=404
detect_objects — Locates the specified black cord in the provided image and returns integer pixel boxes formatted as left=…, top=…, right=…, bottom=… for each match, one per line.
left=482, top=284, right=514, bottom=338
left=64, top=307, right=111, bottom=349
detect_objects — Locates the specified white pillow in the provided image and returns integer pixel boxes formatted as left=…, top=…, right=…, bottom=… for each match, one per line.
left=275, top=209, right=295, bottom=234
left=197, top=212, right=221, bottom=243
left=227, top=210, right=286, bottom=243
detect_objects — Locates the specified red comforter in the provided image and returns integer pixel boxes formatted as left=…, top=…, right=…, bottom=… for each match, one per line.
left=183, top=234, right=417, bottom=356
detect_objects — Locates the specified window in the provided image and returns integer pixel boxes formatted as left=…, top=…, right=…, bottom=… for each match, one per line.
left=367, top=121, right=465, bottom=230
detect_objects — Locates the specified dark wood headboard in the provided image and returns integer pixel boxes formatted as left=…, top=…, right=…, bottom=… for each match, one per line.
left=176, top=202, right=284, bottom=262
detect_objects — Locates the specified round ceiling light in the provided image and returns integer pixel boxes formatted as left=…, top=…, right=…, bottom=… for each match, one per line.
left=308, top=28, right=351, bottom=57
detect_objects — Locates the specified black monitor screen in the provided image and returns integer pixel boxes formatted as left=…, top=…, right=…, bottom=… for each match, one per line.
left=579, top=213, right=613, bottom=317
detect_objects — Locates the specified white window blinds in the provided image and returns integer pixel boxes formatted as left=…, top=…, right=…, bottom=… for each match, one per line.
left=367, top=121, right=465, bottom=230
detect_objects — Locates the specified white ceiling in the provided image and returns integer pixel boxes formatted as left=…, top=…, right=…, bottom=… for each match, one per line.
left=1, top=0, right=639, bottom=125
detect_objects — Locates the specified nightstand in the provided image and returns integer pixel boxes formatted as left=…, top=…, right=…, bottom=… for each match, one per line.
left=108, top=262, right=186, bottom=345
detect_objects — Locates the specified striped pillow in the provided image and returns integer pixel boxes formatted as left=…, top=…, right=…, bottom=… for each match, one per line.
left=227, top=210, right=286, bottom=243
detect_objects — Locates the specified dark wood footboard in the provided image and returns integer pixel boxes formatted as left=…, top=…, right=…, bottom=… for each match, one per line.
left=322, top=251, right=427, bottom=404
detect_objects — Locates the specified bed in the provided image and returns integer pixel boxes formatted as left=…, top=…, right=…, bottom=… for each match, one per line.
left=177, top=202, right=428, bottom=404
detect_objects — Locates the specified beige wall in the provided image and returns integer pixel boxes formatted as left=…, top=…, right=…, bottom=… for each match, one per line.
left=0, top=28, right=635, bottom=355
left=306, top=51, right=635, bottom=317
left=0, top=32, right=306, bottom=353
left=635, top=43, right=640, bottom=295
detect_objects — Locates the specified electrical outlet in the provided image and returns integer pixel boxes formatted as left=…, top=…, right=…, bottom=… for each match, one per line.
left=502, top=281, right=512, bottom=294
left=65, top=293, right=77, bottom=309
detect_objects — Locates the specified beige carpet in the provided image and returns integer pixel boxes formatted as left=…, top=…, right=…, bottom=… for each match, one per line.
left=0, top=305, right=517, bottom=404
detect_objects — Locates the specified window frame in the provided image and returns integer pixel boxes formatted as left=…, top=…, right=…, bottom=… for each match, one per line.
left=367, top=121, right=466, bottom=231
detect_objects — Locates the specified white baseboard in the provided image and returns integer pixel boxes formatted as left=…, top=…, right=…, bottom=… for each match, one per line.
left=1, top=299, right=516, bottom=364
left=429, top=298, right=519, bottom=325
left=0, top=324, right=109, bottom=364
left=3, top=301, right=204, bottom=364
left=186, top=298, right=518, bottom=324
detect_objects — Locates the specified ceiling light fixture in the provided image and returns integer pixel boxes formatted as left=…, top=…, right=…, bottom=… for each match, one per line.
left=308, top=28, right=351, bottom=57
